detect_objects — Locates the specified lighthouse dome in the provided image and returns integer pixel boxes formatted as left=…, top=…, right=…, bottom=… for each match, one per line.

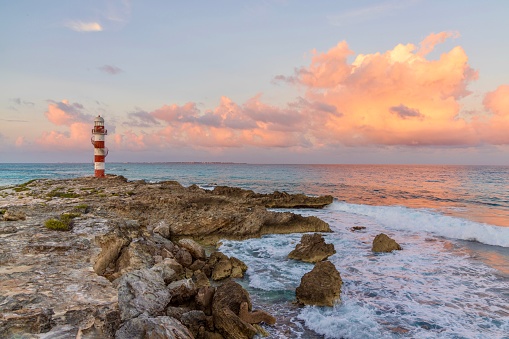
left=94, top=115, right=104, bottom=123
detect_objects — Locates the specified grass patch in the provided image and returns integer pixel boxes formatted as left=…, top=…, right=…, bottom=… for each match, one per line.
left=0, top=209, right=5, bottom=215
left=44, top=213, right=81, bottom=231
left=47, top=190, right=80, bottom=198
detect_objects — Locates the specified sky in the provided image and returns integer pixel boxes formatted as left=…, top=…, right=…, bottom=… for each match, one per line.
left=1, top=0, right=509, bottom=164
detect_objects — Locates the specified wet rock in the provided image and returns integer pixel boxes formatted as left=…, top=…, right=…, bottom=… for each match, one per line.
left=288, top=233, right=336, bottom=263
left=230, top=257, right=248, bottom=278
left=212, top=280, right=257, bottom=339
left=179, top=238, right=207, bottom=261
left=117, top=268, right=171, bottom=321
left=350, top=226, right=366, bottom=232
left=211, top=257, right=232, bottom=281
left=372, top=233, right=402, bottom=253
left=262, top=191, right=334, bottom=209
left=239, top=301, right=276, bottom=325
left=296, top=261, right=342, bottom=307
left=115, top=315, right=193, bottom=339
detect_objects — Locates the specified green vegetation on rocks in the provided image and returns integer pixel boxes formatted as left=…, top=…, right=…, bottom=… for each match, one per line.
left=44, top=213, right=81, bottom=231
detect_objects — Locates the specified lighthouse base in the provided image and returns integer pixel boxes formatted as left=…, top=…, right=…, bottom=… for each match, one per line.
left=94, top=169, right=105, bottom=178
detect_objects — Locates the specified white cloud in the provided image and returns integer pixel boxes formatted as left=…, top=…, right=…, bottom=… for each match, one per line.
left=64, top=20, right=103, bottom=32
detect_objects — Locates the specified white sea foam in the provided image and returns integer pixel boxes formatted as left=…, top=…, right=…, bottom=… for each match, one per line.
left=219, top=204, right=509, bottom=338
left=327, top=201, right=509, bottom=248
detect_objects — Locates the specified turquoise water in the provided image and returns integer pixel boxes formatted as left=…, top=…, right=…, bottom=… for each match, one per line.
left=1, top=163, right=509, bottom=338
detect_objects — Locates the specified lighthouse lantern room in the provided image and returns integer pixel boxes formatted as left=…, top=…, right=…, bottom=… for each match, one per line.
left=91, top=115, right=108, bottom=178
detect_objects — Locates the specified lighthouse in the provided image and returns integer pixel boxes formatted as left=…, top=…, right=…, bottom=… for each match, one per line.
left=91, top=115, right=108, bottom=178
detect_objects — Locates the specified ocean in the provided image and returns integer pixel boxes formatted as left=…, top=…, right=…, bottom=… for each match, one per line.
left=1, top=163, right=508, bottom=338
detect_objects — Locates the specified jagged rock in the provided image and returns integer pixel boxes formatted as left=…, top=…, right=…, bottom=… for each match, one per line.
left=174, top=247, right=193, bottom=268
left=239, top=301, right=276, bottom=325
left=263, top=191, right=334, bottom=208
left=151, top=260, right=179, bottom=284
left=117, top=268, right=171, bottom=321
left=195, top=286, right=215, bottom=315
left=296, top=261, right=342, bottom=307
left=115, top=315, right=193, bottom=339
left=288, top=233, right=336, bottom=263
left=230, top=257, right=248, bottom=278
left=166, top=306, right=192, bottom=321
left=113, top=239, right=154, bottom=279
left=93, top=233, right=130, bottom=276
left=0, top=308, right=54, bottom=336
left=212, top=280, right=257, bottom=339
left=372, top=233, right=402, bottom=253
left=189, top=259, right=206, bottom=271
left=179, top=238, right=207, bottom=261
left=2, top=209, right=26, bottom=221
left=180, top=310, right=214, bottom=337
left=152, top=220, right=171, bottom=239
left=212, top=258, right=232, bottom=281
left=168, top=279, right=197, bottom=305
left=350, top=226, right=366, bottom=232
left=193, top=270, right=210, bottom=288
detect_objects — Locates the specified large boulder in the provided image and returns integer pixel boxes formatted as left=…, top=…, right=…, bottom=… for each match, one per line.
left=117, top=269, right=171, bottom=321
left=212, top=280, right=257, bottom=339
left=372, top=233, right=402, bottom=253
left=288, top=233, right=336, bottom=263
left=168, top=279, right=198, bottom=305
left=296, top=261, right=342, bottom=307
left=115, top=315, right=193, bottom=339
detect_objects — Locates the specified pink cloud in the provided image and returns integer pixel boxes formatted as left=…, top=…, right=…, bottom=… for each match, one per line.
left=36, top=122, right=91, bottom=150
left=44, top=100, right=91, bottom=126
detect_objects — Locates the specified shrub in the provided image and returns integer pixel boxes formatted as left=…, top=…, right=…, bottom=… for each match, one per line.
left=45, top=218, right=70, bottom=231
left=44, top=213, right=80, bottom=231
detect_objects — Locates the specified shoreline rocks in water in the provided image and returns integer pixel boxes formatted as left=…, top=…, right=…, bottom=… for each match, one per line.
left=288, top=233, right=336, bottom=263
left=0, top=176, right=334, bottom=338
left=372, top=233, right=402, bottom=253
left=295, top=260, right=343, bottom=307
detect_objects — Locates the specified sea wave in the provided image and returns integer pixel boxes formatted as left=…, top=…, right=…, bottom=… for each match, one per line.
left=327, top=201, right=509, bottom=248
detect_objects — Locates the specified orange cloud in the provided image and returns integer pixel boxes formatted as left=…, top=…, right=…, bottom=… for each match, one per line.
left=113, top=32, right=509, bottom=151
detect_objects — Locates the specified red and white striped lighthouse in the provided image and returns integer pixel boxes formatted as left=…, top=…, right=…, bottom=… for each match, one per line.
left=91, top=115, right=108, bottom=178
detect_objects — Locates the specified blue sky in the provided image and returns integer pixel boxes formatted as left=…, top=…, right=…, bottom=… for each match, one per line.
left=1, top=1, right=508, bottom=164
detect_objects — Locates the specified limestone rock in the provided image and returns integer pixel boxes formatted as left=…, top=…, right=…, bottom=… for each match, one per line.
left=152, top=220, right=171, bottom=239
left=0, top=308, right=53, bottom=336
left=180, top=310, right=214, bottom=337
left=179, top=238, right=206, bottom=261
left=230, top=257, right=248, bottom=278
left=195, top=286, right=215, bottom=315
left=168, top=279, right=197, bottom=305
left=114, top=239, right=154, bottom=279
left=115, top=315, right=193, bottom=339
left=212, top=280, right=257, bottom=339
left=2, top=209, right=26, bottom=221
left=288, top=233, right=336, bottom=263
left=296, top=261, right=342, bottom=307
left=372, top=233, right=402, bottom=253
left=211, top=258, right=232, bottom=281
left=117, top=268, right=171, bottom=321
left=174, top=247, right=193, bottom=268
left=239, top=301, right=276, bottom=325
left=151, top=260, right=179, bottom=284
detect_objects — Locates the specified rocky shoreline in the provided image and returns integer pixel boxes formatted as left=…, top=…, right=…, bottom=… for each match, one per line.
left=0, top=175, right=334, bottom=338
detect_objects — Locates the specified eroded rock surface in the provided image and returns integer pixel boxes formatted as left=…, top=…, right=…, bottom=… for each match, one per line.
left=288, top=233, right=336, bottom=263
left=372, top=233, right=402, bottom=253
left=296, top=260, right=342, bottom=307
left=0, top=176, right=330, bottom=338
